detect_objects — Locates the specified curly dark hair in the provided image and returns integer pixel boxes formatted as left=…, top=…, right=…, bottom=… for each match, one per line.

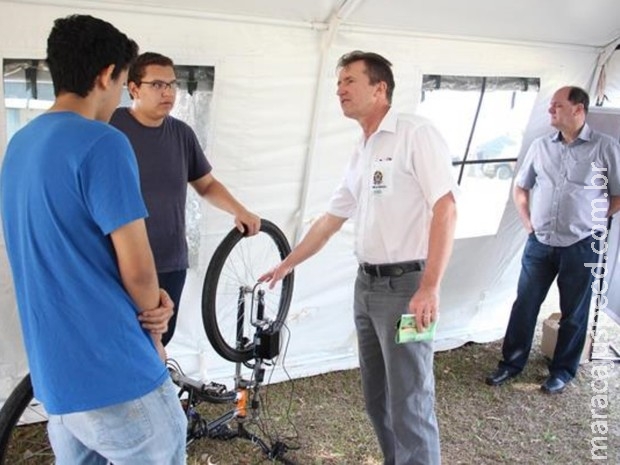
left=46, top=15, right=138, bottom=97
left=337, top=51, right=395, bottom=103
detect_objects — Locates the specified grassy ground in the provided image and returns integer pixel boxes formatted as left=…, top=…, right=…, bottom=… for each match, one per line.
left=187, top=336, right=619, bottom=465
left=5, top=288, right=620, bottom=464
left=186, top=287, right=620, bottom=465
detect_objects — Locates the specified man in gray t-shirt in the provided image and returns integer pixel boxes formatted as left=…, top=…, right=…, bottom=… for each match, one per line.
left=111, top=52, right=260, bottom=346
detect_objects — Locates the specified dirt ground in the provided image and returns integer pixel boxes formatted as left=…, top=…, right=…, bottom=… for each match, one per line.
left=187, top=287, right=620, bottom=465
left=5, top=287, right=619, bottom=464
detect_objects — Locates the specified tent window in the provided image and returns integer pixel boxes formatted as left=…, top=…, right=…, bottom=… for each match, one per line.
left=2, top=59, right=214, bottom=143
left=3, top=60, right=55, bottom=141
left=418, top=74, right=540, bottom=238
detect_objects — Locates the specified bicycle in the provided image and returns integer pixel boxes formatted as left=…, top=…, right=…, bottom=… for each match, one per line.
left=0, top=219, right=296, bottom=464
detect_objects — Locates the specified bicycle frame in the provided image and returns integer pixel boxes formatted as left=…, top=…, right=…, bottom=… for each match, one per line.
left=170, top=287, right=295, bottom=464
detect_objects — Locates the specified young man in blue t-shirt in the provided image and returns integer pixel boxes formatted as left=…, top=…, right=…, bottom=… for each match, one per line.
left=0, top=15, right=186, bottom=464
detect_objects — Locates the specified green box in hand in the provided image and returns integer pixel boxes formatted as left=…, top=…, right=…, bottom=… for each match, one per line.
left=395, top=314, right=437, bottom=343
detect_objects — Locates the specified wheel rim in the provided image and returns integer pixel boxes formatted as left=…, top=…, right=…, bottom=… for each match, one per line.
left=202, top=220, right=294, bottom=363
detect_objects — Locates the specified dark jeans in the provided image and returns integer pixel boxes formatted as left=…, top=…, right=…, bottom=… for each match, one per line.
left=158, top=269, right=187, bottom=346
left=499, top=234, right=598, bottom=381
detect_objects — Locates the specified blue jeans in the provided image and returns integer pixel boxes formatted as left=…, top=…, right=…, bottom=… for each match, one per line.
left=499, top=234, right=598, bottom=381
left=47, top=377, right=187, bottom=465
left=158, top=269, right=187, bottom=346
left=355, top=268, right=440, bottom=465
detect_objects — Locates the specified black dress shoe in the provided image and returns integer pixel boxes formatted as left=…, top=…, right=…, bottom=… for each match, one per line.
left=541, top=375, right=568, bottom=394
left=485, top=368, right=518, bottom=386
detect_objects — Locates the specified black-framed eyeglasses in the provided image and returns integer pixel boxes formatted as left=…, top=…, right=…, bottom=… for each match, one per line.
left=138, top=80, right=179, bottom=91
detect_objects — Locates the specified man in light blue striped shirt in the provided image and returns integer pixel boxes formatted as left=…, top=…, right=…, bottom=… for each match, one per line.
left=486, top=86, right=620, bottom=394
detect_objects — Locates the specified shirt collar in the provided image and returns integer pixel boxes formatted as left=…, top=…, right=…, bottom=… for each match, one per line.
left=356, top=107, right=396, bottom=147
left=551, top=122, right=592, bottom=143
left=376, top=107, right=397, bottom=134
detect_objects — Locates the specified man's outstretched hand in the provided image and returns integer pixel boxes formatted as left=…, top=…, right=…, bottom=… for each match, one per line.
left=259, top=262, right=293, bottom=289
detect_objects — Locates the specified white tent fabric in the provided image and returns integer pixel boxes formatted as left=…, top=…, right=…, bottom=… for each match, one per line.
left=596, top=48, right=620, bottom=107
left=1, top=0, right=620, bottom=404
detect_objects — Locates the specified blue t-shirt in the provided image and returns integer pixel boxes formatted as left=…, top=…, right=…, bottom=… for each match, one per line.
left=110, top=108, right=211, bottom=272
left=0, top=112, right=168, bottom=414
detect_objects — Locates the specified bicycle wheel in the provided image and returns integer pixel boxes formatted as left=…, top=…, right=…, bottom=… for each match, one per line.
left=0, top=374, right=52, bottom=464
left=202, top=219, right=294, bottom=363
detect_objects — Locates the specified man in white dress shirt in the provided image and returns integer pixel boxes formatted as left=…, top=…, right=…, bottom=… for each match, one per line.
left=260, top=51, right=457, bottom=465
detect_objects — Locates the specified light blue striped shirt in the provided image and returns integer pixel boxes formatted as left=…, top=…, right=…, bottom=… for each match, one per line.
left=516, top=123, right=620, bottom=247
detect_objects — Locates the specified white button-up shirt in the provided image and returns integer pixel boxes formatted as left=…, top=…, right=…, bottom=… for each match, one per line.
left=328, top=109, right=458, bottom=264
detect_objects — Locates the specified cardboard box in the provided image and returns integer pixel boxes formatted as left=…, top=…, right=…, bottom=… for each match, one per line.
left=541, top=313, right=591, bottom=364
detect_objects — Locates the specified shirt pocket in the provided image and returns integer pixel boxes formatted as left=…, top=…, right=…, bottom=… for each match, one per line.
left=566, top=152, right=601, bottom=187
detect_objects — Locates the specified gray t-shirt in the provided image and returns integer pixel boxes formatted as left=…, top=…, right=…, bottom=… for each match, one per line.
left=110, top=108, right=211, bottom=272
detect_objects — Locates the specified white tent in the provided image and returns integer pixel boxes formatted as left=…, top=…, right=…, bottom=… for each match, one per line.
left=2, top=0, right=620, bottom=403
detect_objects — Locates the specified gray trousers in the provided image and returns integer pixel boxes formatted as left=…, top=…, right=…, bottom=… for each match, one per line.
left=354, top=268, right=441, bottom=465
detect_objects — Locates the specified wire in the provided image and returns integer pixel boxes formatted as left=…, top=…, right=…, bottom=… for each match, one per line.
left=170, top=279, right=300, bottom=462
left=252, top=321, right=300, bottom=451
left=166, top=358, right=185, bottom=375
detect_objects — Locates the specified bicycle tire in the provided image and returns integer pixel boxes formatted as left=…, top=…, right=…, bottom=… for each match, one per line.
left=202, top=219, right=294, bottom=363
left=0, top=373, right=52, bottom=464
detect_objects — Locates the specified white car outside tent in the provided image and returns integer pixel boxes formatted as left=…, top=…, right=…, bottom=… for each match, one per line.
left=1, top=0, right=620, bottom=405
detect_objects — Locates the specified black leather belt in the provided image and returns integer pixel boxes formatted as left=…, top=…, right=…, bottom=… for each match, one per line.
left=359, top=260, right=425, bottom=277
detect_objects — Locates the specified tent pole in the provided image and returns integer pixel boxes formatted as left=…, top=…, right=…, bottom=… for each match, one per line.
left=294, top=0, right=365, bottom=245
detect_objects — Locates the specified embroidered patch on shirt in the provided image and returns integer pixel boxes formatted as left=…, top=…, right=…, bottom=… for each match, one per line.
left=371, top=158, right=393, bottom=195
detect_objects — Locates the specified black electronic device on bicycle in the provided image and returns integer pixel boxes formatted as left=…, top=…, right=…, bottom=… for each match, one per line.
left=166, top=219, right=297, bottom=463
